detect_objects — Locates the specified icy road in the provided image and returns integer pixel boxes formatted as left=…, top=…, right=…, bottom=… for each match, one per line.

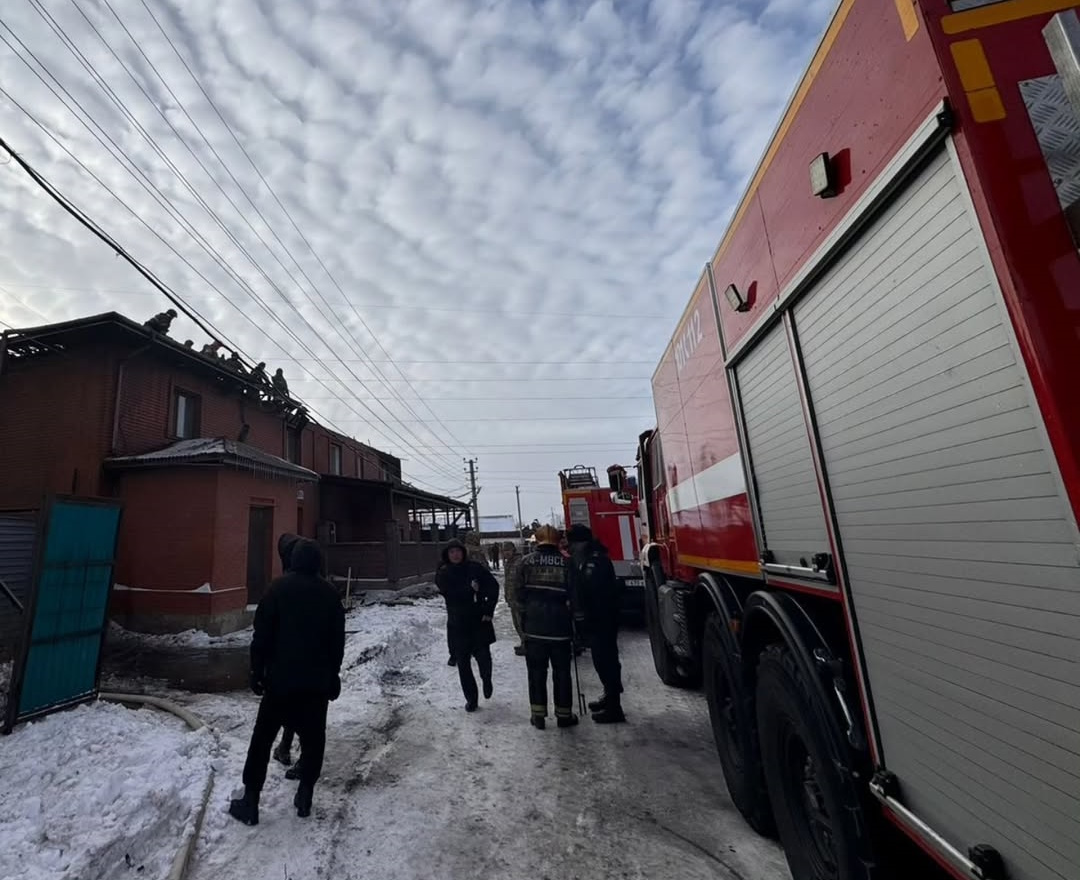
left=183, top=595, right=790, bottom=880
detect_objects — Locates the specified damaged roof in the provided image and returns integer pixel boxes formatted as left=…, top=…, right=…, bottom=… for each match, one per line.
left=105, top=438, right=319, bottom=482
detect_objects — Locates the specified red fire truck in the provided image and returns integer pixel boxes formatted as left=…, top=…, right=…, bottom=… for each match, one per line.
left=637, top=2, right=1080, bottom=880
left=559, top=464, right=645, bottom=614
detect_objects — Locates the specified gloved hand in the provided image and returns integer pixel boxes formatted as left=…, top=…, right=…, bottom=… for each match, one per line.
left=328, top=675, right=342, bottom=702
left=249, top=671, right=265, bottom=697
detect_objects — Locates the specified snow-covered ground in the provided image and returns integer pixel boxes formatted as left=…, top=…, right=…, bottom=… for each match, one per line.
left=5, top=588, right=792, bottom=880
left=0, top=700, right=214, bottom=880
left=106, top=620, right=253, bottom=650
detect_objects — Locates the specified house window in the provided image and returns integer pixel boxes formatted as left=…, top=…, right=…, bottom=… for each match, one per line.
left=330, top=443, right=342, bottom=475
left=174, top=390, right=201, bottom=439
left=287, top=427, right=301, bottom=464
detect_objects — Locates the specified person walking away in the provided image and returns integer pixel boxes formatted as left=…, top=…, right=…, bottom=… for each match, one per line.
left=436, top=540, right=500, bottom=712
left=488, top=543, right=501, bottom=571
left=518, top=525, right=578, bottom=730
left=229, top=539, right=345, bottom=825
left=567, top=524, right=626, bottom=723
left=272, top=533, right=301, bottom=769
left=502, top=542, right=526, bottom=656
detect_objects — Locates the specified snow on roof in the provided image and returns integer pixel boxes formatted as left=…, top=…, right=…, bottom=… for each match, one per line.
left=478, top=515, right=517, bottom=534
left=105, top=438, right=319, bottom=481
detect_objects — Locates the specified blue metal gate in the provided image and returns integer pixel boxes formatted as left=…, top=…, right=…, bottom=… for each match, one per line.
left=3, top=498, right=122, bottom=732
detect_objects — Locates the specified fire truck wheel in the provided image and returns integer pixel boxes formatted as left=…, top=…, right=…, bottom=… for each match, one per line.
left=756, top=643, right=867, bottom=880
left=703, top=615, right=774, bottom=837
left=644, top=574, right=694, bottom=688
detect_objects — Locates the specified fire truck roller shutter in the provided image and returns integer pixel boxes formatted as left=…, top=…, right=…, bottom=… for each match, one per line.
left=792, top=145, right=1080, bottom=880
left=733, top=324, right=831, bottom=573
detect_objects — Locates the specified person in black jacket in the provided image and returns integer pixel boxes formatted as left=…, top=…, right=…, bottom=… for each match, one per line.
left=516, top=524, right=578, bottom=730
left=229, top=538, right=346, bottom=826
left=567, top=524, right=626, bottom=723
left=272, top=533, right=301, bottom=769
left=436, top=539, right=500, bottom=712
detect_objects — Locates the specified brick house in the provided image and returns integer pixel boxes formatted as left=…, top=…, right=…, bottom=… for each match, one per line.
left=0, top=312, right=469, bottom=634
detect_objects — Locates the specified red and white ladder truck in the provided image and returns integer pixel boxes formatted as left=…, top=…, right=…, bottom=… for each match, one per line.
left=559, top=464, right=646, bottom=616
left=636, top=1, right=1080, bottom=879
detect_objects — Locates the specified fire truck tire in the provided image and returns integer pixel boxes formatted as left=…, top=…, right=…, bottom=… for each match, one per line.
left=644, top=574, right=694, bottom=688
left=703, top=615, right=774, bottom=837
left=756, top=643, right=868, bottom=880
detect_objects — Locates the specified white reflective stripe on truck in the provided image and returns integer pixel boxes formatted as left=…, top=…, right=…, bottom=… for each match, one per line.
left=665, top=452, right=745, bottom=516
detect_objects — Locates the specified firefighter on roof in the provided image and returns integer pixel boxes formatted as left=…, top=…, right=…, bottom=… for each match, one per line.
left=516, top=524, right=578, bottom=730
left=144, top=308, right=177, bottom=334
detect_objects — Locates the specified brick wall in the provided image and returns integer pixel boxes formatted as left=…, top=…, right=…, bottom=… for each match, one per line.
left=0, top=346, right=117, bottom=507
left=114, top=355, right=286, bottom=458
left=213, top=468, right=304, bottom=601
left=113, top=468, right=217, bottom=591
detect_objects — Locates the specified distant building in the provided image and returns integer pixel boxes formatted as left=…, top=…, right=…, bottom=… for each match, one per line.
left=478, top=514, right=520, bottom=539
left=0, top=312, right=468, bottom=634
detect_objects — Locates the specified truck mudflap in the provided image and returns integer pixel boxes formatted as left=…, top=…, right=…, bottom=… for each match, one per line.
left=657, top=582, right=694, bottom=659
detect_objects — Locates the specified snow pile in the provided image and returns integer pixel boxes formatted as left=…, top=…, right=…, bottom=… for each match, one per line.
left=0, top=700, right=215, bottom=880
left=107, top=620, right=253, bottom=650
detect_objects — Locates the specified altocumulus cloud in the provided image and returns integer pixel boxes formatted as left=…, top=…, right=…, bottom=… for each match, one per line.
left=0, top=0, right=833, bottom=518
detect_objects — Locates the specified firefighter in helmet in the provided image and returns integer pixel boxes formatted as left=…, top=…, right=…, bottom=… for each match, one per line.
left=516, top=524, right=577, bottom=729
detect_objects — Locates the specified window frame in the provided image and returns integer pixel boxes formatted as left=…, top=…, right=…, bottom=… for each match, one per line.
left=172, top=388, right=201, bottom=440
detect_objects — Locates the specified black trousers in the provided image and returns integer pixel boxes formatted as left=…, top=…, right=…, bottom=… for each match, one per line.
left=525, top=639, right=573, bottom=718
left=279, top=727, right=295, bottom=752
left=243, top=691, right=328, bottom=791
left=591, top=624, right=623, bottom=702
left=447, top=625, right=455, bottom=659
left=457, top=643, right=493, bottom=705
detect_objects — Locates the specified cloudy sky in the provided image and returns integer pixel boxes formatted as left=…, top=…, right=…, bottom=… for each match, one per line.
left=0, top=0, right=834, bottom=524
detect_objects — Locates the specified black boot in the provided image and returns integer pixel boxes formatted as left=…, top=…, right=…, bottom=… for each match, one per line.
left=557, top=714, right=580, bottom=729
left=530, top=715, right=546, bottom=730
left=273, top=744, right=293, bottom=766
left=228, top=788, right=260, bottom=826
left=588, top=692, right=610, bottom=713
left=593, top=702, right=627, bottom=724
left=482, top=679, right=493, bottom=700
left=294, top=782, right=314, bottom=818
left=447, top=655, right=456, bottom=667
left=465, top=701, right=478, bottom=713
left=285, top=760, right=303, bottom=781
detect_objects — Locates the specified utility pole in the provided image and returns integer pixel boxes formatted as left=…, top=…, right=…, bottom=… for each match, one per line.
left=465, top=458, right=479, bottom=530
left=515, top=485, right=524, bottom=538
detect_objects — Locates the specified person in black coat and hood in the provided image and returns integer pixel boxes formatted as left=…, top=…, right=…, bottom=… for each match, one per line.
left=272, top=533, right=301, bottom=769
left=567, top=524, right=626, bottom=723
left=436, top=539, right=500, bottom=712
left=229, top=538, right=345, bottom=825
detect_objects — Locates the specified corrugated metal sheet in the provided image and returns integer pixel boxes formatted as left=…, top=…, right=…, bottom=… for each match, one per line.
left=0, top=514, right=35, bottom=661
left=794, top=148, right=1080, bottom=880
left=735, top=324, right=829, bottom=569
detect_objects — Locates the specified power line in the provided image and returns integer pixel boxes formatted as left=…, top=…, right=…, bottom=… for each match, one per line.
left=128, top=0, right=474, bottom=458
left=0, top=21, right=464, bottom=486
left=83, top=0, right=470, bottom=465
left=19, top=4, right=466, bottom=483
left=0, top=282, right=664, bottom=319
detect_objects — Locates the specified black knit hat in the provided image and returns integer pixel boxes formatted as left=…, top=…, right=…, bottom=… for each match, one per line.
left=566, top=524, right=593, bottom=544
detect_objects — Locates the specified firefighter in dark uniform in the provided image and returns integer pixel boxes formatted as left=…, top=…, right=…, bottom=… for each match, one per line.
left=515, top=524, right=578, bottom=730
left=567, top=524, right=626, bottom=723
left=143, top=308, right=177, bottom=334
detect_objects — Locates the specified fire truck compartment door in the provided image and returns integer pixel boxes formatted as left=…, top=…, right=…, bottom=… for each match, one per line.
left=733, top=323, right=830, bottom=574
left=792, top=146, right=1080, bottom=880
